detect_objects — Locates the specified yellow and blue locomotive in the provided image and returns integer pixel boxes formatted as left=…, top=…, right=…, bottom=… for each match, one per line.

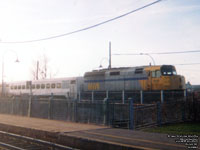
left=84, top=65, right=186, bottom=92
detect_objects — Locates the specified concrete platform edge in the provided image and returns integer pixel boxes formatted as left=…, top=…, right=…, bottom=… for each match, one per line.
left=0, top=123, right=145, bottom=150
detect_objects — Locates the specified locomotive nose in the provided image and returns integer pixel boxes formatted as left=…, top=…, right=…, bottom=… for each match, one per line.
left=170, top=75, right=185, bottom=90
left=179, top=75, right=186, bottom=90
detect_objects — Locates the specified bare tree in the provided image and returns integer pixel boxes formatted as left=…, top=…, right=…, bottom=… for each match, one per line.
left=31, top=54, right=49, bottom=80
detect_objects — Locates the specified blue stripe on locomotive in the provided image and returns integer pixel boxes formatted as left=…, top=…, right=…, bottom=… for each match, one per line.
left=85, top=77, right=148, bottom=83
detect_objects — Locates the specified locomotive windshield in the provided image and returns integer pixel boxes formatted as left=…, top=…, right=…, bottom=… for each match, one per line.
left=161, top=65, right=177, bottom=76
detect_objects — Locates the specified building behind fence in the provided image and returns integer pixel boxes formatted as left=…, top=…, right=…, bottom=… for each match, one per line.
left=0, top=95, right=199, bottom=129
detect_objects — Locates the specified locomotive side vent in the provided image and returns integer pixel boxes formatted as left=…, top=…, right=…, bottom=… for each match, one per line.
left=135, top=68, right=143, bottom=74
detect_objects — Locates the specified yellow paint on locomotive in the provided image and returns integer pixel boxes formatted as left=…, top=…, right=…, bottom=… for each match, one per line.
left=88, top=82, right=100, bottom=90
left=144, top=66, right=161, bottom=71
left=139, top=65, right=185, bottom=91
left=139, top=66, right=163, bottom=90
left=139, top=80, right=148, bottom=90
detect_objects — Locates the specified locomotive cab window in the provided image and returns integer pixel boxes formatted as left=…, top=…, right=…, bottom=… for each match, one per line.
left=152, top=70, right=161, bottom=78
left=161, top=65, right=177, bottom=76
left=152, top=71, right=156, bottom=78
left=156, top=70, right=161, bottom=77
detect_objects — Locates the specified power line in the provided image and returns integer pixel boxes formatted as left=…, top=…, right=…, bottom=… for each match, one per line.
left=0, top=0, right=162, bottom=44
left=150, top=50, right=200, bottom=55
left=174, top=63, right=200, bottom=66
left=113, top=50, right=200, bottom=55
left=113, top=51, right=200, bottom=66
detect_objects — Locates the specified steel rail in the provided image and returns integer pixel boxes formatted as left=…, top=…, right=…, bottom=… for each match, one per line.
left=0, top=130, right=78, bottom=150
left=0, top=141, right=26, bottom=150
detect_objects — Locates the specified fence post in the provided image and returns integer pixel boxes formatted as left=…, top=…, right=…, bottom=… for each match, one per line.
left=11, top=98, right=14, bottom=114
left=28, top=95, right=32, bottom=117
left=111, top=100, right=115, bottom=127
left=78, top=91, right=81, bottom=102
left=129, top=98, right=134, bottom=130
left=122, top=90, right=125, bottom=104
left=157, top=102, right=162, bottom=126
left=92, top=91, right=94, bottom=103
left=27, top=81, right=32, bottom=117
left=106, top=90, right=109, bottom=99
left=182, top=101, right=185, bottom=121
left=140, top=90, right=143, bottom=104
left=73, top=100, right=77, bottom=122
left=48, top=93, right=53, bottom=119
left=184, top=90, right=187, bottom=101
left=103, top=98, right=107, bottom=125
left=161, top=90, right=164, bottom=103
left=106, top=98, right=110, bottom=126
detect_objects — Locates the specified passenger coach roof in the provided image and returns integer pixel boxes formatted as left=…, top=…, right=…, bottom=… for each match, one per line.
left=7, top=77, right=79, bottom=84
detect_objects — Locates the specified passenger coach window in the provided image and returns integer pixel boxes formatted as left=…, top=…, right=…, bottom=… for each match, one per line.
left=14, top=86, right=17, bottom=90
left=11, top=86, right=14, bottom=90
left=22, top=85, right=25, bottom=89
left=32, top=84, right=35, bottom=89
left=62, top=81, right=68, bottom=89
left=46, top=83, right=50, bottom=89
left=18, top=85, right=21, bottom=89
left=56, top=83, right=61, bottom=88
left=51, top=83, right=55, bottom=89
left=70, top=80, right=76, bottom=84
left=41, top=84, right=45, bottom=89
left=36, top=84, right=40, bottom=89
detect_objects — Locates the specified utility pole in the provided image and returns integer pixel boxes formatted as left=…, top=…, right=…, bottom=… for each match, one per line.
left=108, top=42, right=111, bottom=69
left=36, top=61, right=39, bottom=80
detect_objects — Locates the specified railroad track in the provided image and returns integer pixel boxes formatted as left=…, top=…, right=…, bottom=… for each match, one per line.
left=0, top=131, right=78, bottom=150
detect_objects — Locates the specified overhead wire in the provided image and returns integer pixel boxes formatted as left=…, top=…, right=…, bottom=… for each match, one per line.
left=0, top=0, right=162, bottom=44
left=174, top=63, right=200, bottom=66
left=113, top=50, right=200, bottom=66
left=113, top=50, right=200, bottom=55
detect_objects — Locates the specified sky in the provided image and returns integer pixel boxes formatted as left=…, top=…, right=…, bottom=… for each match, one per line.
left=0, top=0, right=200, bottom=84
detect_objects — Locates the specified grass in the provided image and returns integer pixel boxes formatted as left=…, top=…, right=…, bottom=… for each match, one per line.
left=143, top=122, right=200, bottom=135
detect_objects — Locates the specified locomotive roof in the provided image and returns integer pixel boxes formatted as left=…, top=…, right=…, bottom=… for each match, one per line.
left=84, top=66, right=151, bottom=77
left=84, top=65, right=176, bottom=77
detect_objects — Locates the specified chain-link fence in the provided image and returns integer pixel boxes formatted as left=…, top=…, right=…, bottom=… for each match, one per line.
left=0, top=94, right=199, bottom=129
left=79, top=90, right=186, bottom=104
